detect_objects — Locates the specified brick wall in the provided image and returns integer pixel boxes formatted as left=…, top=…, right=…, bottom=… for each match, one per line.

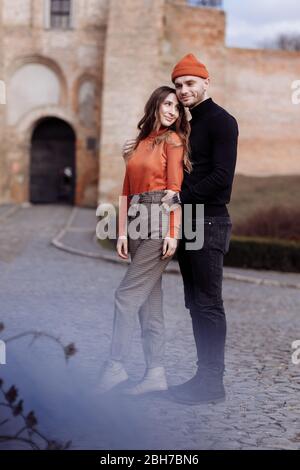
left=0, top=0, right=108, bottom=205
left=98, top=0, right=300, bottom=206
left=1, top=0, right=299, bottom=207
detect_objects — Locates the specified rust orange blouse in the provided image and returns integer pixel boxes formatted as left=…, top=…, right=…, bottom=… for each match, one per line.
left=119, top=128, right=184, bottom=239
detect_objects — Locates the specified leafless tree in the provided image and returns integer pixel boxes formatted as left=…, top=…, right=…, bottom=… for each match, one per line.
left=189, top=0, right=223, bottom=7
left=0, top=322, right=76, bottom=450
left=260, top=33, right=300, bottom=51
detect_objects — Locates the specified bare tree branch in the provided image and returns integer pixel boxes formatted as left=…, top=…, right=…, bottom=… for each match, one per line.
left=0, top=322, right=75, bottom=450
left=260, top=33, right=300, bottom=51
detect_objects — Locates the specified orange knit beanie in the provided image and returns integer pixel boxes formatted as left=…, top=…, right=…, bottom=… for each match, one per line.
left=171, top=53, right=209, bottom=82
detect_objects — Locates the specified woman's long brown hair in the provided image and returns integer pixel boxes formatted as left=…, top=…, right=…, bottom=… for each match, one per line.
left=125, top=86, right=192, bottom=173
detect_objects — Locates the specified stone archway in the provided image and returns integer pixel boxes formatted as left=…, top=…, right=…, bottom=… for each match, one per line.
left=30, top=117, right=76, bottom=204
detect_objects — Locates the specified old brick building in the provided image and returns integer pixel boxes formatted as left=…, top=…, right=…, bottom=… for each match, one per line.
left=0, top=0, right=299, bottom=207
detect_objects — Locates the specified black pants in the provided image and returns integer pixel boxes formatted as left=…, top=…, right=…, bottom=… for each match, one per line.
left=177, top=216, right=232, bottom=374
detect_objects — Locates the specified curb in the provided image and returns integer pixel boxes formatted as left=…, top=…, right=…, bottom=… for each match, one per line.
left=0, top=203, right=22, bottom=220
left=51, top=208, right=300, bottom=290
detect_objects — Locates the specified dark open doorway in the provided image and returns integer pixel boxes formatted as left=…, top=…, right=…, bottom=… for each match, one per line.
left=30, top=117, right=76, bottom=204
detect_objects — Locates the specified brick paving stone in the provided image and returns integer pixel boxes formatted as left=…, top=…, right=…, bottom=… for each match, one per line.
left=0, top=205, right=299, bottom=450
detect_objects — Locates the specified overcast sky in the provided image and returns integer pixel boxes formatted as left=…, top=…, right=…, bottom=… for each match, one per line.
left=223, top=0, right=300, bottom=48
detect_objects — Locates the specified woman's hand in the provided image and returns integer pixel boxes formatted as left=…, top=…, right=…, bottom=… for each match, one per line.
left=161, top=237, right=178, bottom=260
left=117, top=236, right=128, bottom=259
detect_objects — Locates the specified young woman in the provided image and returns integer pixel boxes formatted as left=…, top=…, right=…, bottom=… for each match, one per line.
left=99, top=86, right=191, bottom=395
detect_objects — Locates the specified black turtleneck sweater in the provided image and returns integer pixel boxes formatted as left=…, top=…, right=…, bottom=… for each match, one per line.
left=179, top=97, right=239, bottom=217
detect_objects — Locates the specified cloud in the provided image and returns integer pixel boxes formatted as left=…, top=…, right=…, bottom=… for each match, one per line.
left=223, top=0, right=300, bottom=48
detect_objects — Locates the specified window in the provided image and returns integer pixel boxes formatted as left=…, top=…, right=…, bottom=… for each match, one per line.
left=86, top=137, right=97, bottom=152
left=50, top=0, right=72, bottom=29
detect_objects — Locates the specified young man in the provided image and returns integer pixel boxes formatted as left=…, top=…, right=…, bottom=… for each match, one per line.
left=162, top=53, right=239, bottom=405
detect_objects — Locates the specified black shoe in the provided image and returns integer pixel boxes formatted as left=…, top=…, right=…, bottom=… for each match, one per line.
left=169, top=377, right=225, bottom=405
left=168, top=373, right=202, bottom=396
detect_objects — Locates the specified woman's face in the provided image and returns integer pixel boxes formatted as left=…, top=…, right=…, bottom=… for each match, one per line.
left=157, top=93, right=180, bottom=128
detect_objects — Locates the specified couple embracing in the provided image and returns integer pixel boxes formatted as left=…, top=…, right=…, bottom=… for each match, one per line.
left=99, top=53, right=239, bottom=405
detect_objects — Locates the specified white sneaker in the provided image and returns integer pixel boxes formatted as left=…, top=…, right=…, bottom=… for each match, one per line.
left=123, top=366, right=168, bottom=395
left=98, top=359, right=129, bottom=393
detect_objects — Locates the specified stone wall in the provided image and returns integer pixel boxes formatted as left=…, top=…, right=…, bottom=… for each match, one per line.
left=98, top=0, right=165, bottom=204
left=0, top=4, right=7, bottom=201
left=1, top=0, right=299, bottom=207
left=225, top=47, right=300, bottom=175
left=0, top=0, right=108, bottom=205
left=98, top=0, right=300, bottom=206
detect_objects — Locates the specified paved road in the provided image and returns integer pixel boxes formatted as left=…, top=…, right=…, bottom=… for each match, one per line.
left=0, top=204, right=299, bottom=450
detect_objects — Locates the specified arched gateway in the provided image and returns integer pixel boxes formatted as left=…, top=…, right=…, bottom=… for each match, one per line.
left=30, top=117, right=76, bottom=204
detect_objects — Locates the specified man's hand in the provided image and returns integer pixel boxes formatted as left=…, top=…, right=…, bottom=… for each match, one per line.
left=122, top=139, right=136, bottom=159
left=117, top=237, right=128, bottom=259
left=161, top=189, right=177, bottom=208
left=161, top=237, right=177, bottom=259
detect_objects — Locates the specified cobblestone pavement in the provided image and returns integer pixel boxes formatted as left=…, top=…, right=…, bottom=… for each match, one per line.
left=0, top=204, right=299, bottom=450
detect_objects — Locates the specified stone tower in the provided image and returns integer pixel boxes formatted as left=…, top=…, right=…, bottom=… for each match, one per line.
left=98, top=0, right=165, bottom=204
left=98, top=0, right=226, bottom=204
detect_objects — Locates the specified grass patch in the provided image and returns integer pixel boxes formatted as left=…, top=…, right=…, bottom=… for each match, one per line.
left=230, top=174, right=300, bottom=225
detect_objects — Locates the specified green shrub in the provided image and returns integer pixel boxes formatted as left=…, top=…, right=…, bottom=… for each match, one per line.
left=225, top=236, right=300, bottom=272
left=233, top=206, right=300, bottom=241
